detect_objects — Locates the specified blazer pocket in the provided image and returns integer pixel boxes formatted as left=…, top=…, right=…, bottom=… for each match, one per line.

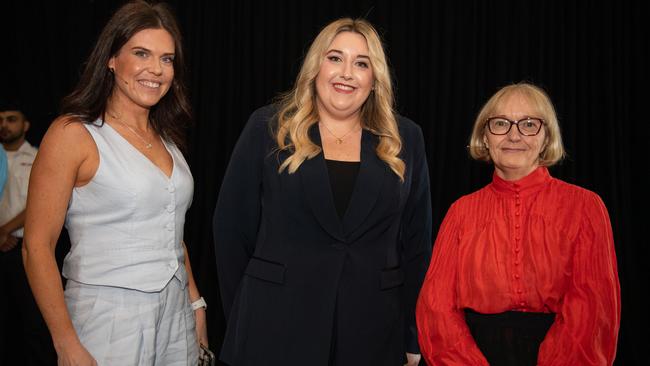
left=380, top=267, right=405, bottom=290
left=245, top=257, right=286, bottom=284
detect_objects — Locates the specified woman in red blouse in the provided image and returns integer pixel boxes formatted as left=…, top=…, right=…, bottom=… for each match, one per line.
left=416, top=83, right=620, bottom=365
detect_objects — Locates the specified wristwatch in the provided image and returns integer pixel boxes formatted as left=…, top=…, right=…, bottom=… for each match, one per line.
left=191, top=296, right=207, bottom=311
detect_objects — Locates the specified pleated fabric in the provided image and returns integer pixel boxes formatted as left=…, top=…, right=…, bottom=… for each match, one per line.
left=416, top=167, right=620, bottom=366
left=65, top=270, right=198, bottom=366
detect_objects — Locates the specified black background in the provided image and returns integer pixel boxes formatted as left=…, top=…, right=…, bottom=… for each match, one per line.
left=2, top=1, right=647, bottom=364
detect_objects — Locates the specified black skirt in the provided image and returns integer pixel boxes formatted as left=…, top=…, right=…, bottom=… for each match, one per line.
left=464, top=309, right=555, bottom=366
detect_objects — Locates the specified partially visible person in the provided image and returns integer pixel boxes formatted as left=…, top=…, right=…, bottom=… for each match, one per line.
left=0, top=104, right=37, bottom=252
left=214, top=17, right=431, bottom=366
left=416, top=82, right=620, bottom=366
left=0, top=102, right=56, bottom=365
left=22, top=1, right=207, bottom=365
left=0, top=144, right=6, bottom=197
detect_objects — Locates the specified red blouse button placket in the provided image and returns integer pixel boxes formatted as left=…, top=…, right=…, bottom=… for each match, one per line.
left=513, top=189, right=524, bottom=305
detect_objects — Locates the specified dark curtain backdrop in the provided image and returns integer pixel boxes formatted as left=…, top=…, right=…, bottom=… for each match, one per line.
left=2, top=1, right=647, bottom=364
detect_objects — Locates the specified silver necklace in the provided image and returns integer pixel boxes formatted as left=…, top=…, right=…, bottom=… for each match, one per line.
left=320, top=122, right=360, bottom=144
left=107, top=111, right=153, bottom=149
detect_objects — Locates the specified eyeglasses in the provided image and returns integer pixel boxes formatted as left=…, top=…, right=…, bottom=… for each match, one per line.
left=486, top=117, right=544, bottom=136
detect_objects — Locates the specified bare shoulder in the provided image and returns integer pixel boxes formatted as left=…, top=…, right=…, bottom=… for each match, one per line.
left=36, top=116, right=99, bottom=185
left=41, top=116, right=96, bottom=156
left=44, top=115, right=93, bottom=142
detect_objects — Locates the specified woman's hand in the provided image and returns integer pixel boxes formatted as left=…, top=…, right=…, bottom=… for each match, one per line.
left=56, top=340, right=97, bottom=366
left=404, top=352, right=421, bottom=366
left=195, top=308, right=208, bottom=348
left=0, top=234, right=18, bottom=252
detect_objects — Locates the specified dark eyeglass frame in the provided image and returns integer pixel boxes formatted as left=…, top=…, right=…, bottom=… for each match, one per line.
left=485, top=117, right=545, bottom=136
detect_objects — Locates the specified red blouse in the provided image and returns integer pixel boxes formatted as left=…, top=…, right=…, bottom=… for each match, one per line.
left=416, top=167, right=620, bottom=365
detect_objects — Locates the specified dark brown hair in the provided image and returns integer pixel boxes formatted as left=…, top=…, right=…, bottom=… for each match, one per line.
left=61, top=0, right=190, bottom=148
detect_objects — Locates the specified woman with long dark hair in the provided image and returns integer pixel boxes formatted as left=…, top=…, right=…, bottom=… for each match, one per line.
left=23, top=1, right=207, bottom=365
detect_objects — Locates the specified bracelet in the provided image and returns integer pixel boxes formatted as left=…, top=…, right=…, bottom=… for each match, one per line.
left=191, top=296, right=207, bottom=311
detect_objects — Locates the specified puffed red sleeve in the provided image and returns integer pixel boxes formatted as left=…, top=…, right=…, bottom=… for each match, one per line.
left=537, top=192, right=621, bottom=365
left=415, top=202, right=489, bottom=365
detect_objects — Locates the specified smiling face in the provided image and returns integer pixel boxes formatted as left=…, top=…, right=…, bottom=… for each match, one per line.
left=314, top=31, right=374, bottom=122
left=484, top=92, right=547, bottom=181
left=107, top=28, right=175, bottom=111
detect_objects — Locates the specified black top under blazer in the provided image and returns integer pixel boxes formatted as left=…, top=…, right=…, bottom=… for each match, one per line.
left=213, top=105, right=432, bottom=366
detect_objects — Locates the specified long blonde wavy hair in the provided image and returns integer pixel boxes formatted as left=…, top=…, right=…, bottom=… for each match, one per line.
left=275, top=18, right=405, bottom=181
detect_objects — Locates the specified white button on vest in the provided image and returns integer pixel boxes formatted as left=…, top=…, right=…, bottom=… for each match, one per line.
left=62, top=120, right=194, bottom=292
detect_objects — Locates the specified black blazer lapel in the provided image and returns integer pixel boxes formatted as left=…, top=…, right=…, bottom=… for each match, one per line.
left=299, top=125, right=345, bottom=241
left=342, top=129, right=387, bottom=236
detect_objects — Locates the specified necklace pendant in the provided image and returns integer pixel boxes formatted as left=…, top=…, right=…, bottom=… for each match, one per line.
left=336, top=138, right=343, bottom=144
left=145, top=143, right=153, bottom=149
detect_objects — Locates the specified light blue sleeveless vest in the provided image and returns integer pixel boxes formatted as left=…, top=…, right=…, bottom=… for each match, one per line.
left=63, top=120, right=193, bottom=292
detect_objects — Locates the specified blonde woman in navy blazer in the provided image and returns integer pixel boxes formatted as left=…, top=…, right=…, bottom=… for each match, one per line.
left=214, top=18, right=432, bottom=366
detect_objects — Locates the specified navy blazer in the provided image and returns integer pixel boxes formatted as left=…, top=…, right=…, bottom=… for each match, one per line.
left=213, top=105, right=432, bottom=366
